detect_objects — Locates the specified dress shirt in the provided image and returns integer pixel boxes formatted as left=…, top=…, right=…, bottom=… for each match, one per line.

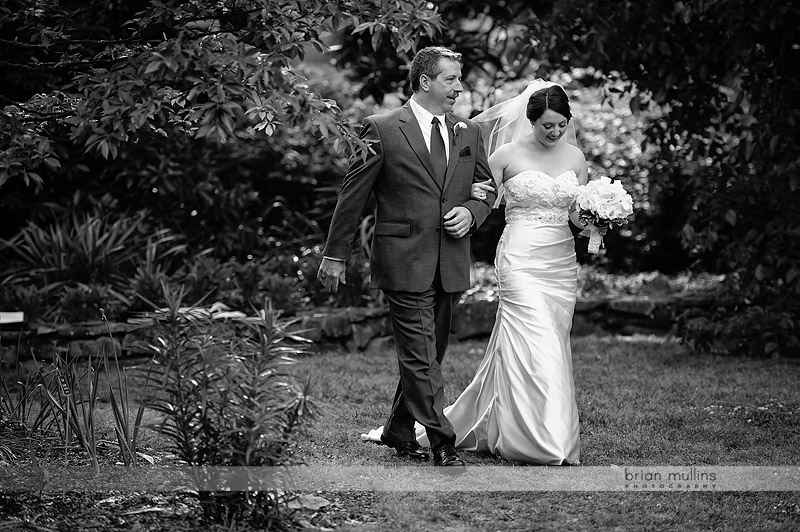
left=409, top=96, right=450, bottom=162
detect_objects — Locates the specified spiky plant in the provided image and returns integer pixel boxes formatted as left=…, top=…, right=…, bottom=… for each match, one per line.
left=131, top=282, right=314, bottom=525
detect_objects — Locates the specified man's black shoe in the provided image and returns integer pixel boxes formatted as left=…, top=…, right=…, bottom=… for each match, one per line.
left=381, top=435, right=430, bottom=461
left=432, top=444, right=465, bottom=468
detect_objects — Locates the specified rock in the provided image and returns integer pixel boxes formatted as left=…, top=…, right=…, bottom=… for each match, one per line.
left=28, top=339, right=58, bottom=361
left=287, top=493, right=330, bottom=511
left=349, top=318, right=389, bottom=350
left=0, top=346, right=18, bottom=366
left=575, top=297, right=607, bottom=313
left=67, top=339, right=99, bottom=358
left=63, top=321, right=142, bottom=337
left=452, top=299, right=498, bottom=340
left=608, top=296, right=661, bottom=317
left=347, top=306, right=389, bottom=322
left=365, top=335, right=394, bottom=355
left=290, top=314, right=325, bottom=342
left=36, top=325, right=58, bottom=336
left=321, top=311, right=352, bottom=339
left=0, top=329, right=32, bottom=343
left=571, top=314, right=603, bottom=336
left=121, top=327, right=155, bottom=355
left=96, top=336, right=123, bottom=357
left=641, top=274, right=673, bottom=294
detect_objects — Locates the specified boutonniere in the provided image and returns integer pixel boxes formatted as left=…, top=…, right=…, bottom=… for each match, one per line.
left=452, top=121, right=467, bottom=144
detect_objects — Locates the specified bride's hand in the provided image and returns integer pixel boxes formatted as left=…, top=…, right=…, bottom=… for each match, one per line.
left=471, top=180, right=494, bottom=201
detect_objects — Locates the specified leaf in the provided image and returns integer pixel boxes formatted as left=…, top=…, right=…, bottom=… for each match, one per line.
left=144, top=61, right=162, bottom=75
left=371, top=26, right=383, bottom=51
left=43, top=157, right=61, bottom=169
left=769, top=134, right=780, bottom=155
left=743, top=138, right=754, bottom=161
left=629, top=95, right=641, bottom=115
left=725, top=210, right=737, bottom=226
left=24, top=172, right=42, bottom=186
left=682, top=223, right=695, bottom=242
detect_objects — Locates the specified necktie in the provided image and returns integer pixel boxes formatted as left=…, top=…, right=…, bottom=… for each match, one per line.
left=430, top=117, right=447, bottom=180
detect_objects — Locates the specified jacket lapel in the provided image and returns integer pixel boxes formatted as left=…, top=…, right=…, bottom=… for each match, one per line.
left=443, top=113, right=461, bottom=190
left=399, top=104, right=443, bottom=189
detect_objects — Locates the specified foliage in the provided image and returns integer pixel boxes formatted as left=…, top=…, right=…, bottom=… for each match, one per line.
left=535, top=0, right=800, bottom=356
left=0, top=0, right=442, bottom=187
left=0, top=0, right=444, bottom=272
left=130, top=285, right=314, bottom=524
left=568, top=84, right=689, bottom=272
left=0, top=345, right=145, bottom=470
left=333, top=0, right=799, bottom=356
left=677, top=278, right=799, bottom=358
left=336, top=6, right=688, bottom=272
left=333, top=0, right=554, bottom=104
left=0, top=212, right=186, bottom=322
left=0, top=362, right=53, bottom=447
left=0, top=210, right=368, bottom=322
left=37, top=351, right=104, bottom=472
left=462, top=262, right=724, bottom=303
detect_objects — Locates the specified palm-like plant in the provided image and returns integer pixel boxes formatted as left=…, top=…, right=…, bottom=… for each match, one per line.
left=131, top=283, right=314, bottom=524
left=0, top=212, right=186, bottom=321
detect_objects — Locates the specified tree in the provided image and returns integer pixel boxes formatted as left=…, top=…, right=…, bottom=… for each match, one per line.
left=542, top=0, right=800, bottom=356
left=0, top=0, right=442, bottom=189
left=334, top=0, right=800, bottom=356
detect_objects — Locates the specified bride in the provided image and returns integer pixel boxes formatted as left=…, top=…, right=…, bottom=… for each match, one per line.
left=363, top=80, right=588, bottom=465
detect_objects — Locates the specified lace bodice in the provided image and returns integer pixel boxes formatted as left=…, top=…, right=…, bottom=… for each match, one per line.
left=503, top=170, right=580, bottom=225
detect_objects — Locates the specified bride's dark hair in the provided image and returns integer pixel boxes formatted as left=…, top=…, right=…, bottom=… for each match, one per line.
left=526, top=85, right=572, bottom=122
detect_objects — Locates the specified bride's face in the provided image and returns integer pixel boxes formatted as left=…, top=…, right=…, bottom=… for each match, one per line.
left=532, top=109, right=570, bottom=147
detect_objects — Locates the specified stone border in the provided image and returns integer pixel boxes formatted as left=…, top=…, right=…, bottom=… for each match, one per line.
left=0, top=294, right=714, bottom=365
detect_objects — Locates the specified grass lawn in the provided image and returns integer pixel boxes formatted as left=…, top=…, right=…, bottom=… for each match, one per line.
left=289, top=333, right=800, bottom=531
left=2, top=332, right=798, bottom=531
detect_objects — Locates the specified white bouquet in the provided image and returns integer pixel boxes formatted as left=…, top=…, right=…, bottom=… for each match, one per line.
left=576, top=176, right=634, bottom=254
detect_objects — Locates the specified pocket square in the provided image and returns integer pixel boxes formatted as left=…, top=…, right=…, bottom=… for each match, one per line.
left=459, top=146, right=472, bottom=157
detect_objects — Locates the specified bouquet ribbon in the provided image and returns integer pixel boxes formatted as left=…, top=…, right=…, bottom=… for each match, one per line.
left=579, top=225, right=604, bottom=254
left=588, top=229, right=603, bottom=254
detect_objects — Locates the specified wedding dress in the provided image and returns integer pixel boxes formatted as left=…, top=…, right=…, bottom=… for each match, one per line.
left=364, top=169, right=581, bottom=464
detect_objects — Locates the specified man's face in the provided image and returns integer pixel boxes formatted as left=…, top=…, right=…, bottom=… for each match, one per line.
left=424, top=58, right=463, bottom=114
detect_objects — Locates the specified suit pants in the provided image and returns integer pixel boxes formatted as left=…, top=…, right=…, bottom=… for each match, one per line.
left=381, top=269, right=461, bottom=451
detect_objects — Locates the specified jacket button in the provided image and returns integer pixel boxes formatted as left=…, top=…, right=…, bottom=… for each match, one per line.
left=436, top=227, right=441, bottom=232
left=441, top=197, right=446, bottom=203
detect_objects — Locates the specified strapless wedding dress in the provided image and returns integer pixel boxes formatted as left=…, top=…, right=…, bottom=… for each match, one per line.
left=364, top=170, right=581, bottom=464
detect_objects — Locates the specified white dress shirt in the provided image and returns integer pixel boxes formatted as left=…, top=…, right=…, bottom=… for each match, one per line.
left=409, top=96, right=450, bottom=162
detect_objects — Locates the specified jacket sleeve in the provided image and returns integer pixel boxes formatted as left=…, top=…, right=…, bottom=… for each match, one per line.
left=463, top=121, right=497, bottom=232
left=322, top=117, right=384, bottom=260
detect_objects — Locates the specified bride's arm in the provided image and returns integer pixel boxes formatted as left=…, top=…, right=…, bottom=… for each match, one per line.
left=569, top=150, right=590, bottom=227
left=488, top=147, right=511, bottom=207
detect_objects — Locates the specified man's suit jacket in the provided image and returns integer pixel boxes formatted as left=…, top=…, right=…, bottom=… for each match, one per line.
left=323, top=103, right=496, bottom=293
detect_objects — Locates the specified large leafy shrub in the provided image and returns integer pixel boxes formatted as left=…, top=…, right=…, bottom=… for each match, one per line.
left=0, top=213, right=186, bottom=322
left=132, top=288, right=314, bottom=525
left=540, top=0, right=800, bottom=357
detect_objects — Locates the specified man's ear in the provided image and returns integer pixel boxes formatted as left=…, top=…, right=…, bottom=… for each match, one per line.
left=419, top=74, right=430, bottom=92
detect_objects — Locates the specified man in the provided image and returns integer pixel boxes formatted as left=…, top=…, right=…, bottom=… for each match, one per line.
left=317, top=46, right=497, bottom=468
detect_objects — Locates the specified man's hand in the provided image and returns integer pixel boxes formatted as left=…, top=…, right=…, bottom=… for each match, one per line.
left=444, top=206, right=474, bottom=238
left=317, top=257, right=347, bottom=293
